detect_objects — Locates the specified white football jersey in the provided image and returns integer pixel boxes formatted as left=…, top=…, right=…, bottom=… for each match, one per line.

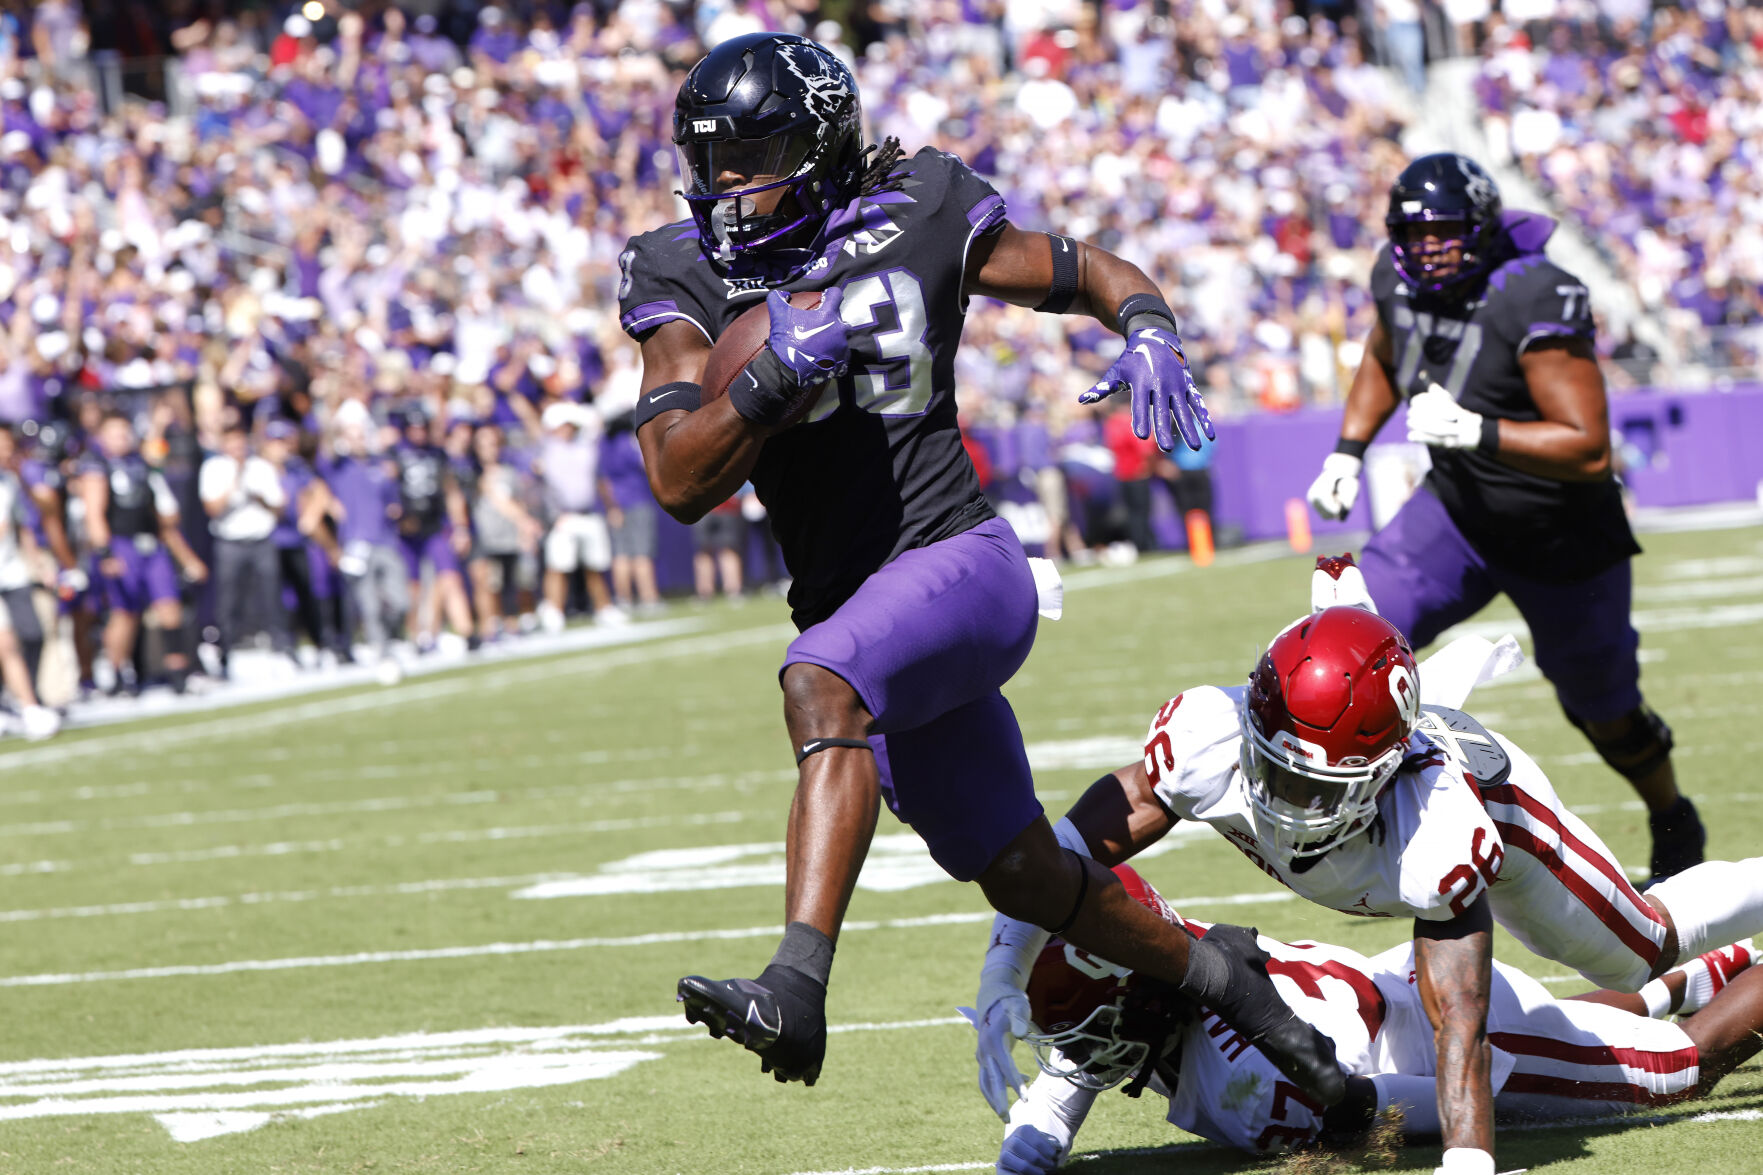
left=1142, top=686, right=1504, bottom=922
left=1162, top=934, right=1384, bottom=1153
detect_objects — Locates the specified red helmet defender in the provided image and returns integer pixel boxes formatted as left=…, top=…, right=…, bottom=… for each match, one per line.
left=1240, top=606, right=1422, bottom=858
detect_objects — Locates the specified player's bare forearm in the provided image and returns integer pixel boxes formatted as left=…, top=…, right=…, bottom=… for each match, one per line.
left=80, top=478, right=111, bottom=550
left=1063, top=762, right=1175, bottom=865
left=1414, top=898, right=1494, bottom=1155
left=963, top=224, right=1161, bottom=324
left=638, top=400, right=768, bottom=523
left=633, top=320, right=767, bottom=523
left=1340, top=319, right=1400, bottom=444
left=31, top=491, right=76, bottom=570
left=1496, top=339, right=1612, bottom=482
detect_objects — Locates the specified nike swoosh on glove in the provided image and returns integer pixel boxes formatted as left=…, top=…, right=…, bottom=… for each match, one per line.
left=1079, top=324, right=1214, bottom=453
left=767, top=287, right=849, bottom=386
left=1406, top=385, right=1485, bottom=449
left=959, top=980, right=1034, bottom=1119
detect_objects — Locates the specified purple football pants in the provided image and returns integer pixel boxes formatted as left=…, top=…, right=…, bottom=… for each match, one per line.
left=98, top=536, right=180, bottom=613
left=782, top=516, right=1043, bottom=881
left=1360, top=486, right=1642, bottom=723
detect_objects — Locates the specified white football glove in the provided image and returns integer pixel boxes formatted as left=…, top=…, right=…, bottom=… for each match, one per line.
left=959, top=973, right=1034, bottom=1119
left=1306, top=452, right=1362, bottom=521
left=1406, top=384, right=1486, bottom=450
left=997, top=1068, right=1095, bottom=1174
left=999, top=1123, right=1066, bottom=1175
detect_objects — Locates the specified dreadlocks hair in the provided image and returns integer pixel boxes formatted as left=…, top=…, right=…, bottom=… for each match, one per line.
left=859, top=137, right=906, bottom=196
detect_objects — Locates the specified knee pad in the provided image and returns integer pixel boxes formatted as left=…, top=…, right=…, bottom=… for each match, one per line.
left=1566, top=704, right=1674, bottom=784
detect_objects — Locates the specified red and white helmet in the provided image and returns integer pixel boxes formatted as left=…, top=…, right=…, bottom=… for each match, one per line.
left=1240, top=606, right=1421, bottom=858
left=1024, top=866, right=1197, bottom=1091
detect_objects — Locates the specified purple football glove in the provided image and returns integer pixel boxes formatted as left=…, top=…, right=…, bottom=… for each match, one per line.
left=766, top=287, right=849, bottom=387
left=1079, top=322, right=1215, bottom=453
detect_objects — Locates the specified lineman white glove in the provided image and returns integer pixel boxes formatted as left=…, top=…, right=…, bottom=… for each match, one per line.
left=997, top=1070, right=1097, bottom=1174
left=960, top=974, right=1034, bottom=1119
left=1406, top=384, right=1489, bottom=450
left=1306, top=452, right=1362, bottom=521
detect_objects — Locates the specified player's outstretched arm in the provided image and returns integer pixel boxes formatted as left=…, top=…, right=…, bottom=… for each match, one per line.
left=1064, top=762, right=1178, bottom=865
left=1413, top=896, right=1495, bottom=1173
left=632, top=320, right=770, bottom=524
left=1308, top=320, right=1399, bottom=522
left=964, top=225, right=1212, bottom=452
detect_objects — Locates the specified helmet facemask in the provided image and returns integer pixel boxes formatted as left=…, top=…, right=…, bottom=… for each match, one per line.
left=1240, top=704, right=1402, bottom=859
left=1387, top=212, right=1492, bottom=293
left=1028, top=997, right=1150, bottom=1092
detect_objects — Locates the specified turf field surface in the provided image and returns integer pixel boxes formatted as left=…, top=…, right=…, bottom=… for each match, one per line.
left=0, top=526, right=1759, bottom=1174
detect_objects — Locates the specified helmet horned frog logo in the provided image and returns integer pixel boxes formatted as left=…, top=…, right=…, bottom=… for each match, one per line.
left=778, top=43, right=851, bottom=126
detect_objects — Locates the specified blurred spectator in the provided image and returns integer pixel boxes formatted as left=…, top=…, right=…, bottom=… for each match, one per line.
left=1103, top=403, right=1158, bottom=554
left=393, top=411, right=475, bottom=652
left=0, top=458, right=55, bottom=737
left=199, top=420, right=286, bottom=663
left=470, top=423, right=542, bottom=640
left=600, top=412, right=662, bottom=616
left=322, top=415, right=408, bottom=666
left=537, top=401, right=618, bottom=631
left=694, top=491, right=747, bottom=603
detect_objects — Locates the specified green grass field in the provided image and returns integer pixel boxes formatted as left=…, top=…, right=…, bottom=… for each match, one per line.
left=1, top=526, right=1760, bottom=1175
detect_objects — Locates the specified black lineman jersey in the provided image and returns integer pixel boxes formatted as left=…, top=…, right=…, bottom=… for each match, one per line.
left=1369, top=240, right=1640, bottom=582
left=618, top=147, right=1005, bottom=628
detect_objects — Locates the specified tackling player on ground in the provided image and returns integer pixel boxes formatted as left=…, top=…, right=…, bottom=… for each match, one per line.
left=615, top=33, right=1341, bottom=1103
left=969, top=562, right=1763, bottom=1173
left=995, top=865, right=1761, bottom=1173
left=1304, top=153, right=1702, bottom=881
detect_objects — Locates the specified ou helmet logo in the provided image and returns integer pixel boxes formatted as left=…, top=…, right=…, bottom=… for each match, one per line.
left=1388, top=664, right=1420, bottom=727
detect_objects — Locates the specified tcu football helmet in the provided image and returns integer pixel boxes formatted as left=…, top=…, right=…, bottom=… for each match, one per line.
left=1024, top=866, right=1197, bottom=1092
left=1385, top=153, right=1503, bottom=293
left=1241, top=607, right=1421, bottom=859
left=673, top=32, right=865, bottom=279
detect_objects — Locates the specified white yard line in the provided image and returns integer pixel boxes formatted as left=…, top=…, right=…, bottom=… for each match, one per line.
left=0, top=620, right=793, bottom=773
left=0, top=890, right=1300, bottom=980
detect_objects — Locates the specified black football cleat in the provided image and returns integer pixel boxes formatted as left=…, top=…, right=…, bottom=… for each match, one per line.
left=1646, top=796, right=1706, bottom=886
left=677, top=966, right=827, bottom=1086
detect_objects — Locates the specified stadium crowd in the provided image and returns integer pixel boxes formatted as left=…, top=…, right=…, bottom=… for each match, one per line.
left=0, top=0, right=1748, bottom=725
left=1475, top=3, right=1763, bottom=373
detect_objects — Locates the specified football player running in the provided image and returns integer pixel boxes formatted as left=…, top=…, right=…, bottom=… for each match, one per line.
left=615, top=33, right=1342, bottom=1103
left=1304, top=153, right=1702, bottom=882
left=970, top=567, right=1763, bottom=1173
left=995, top=865, right=1761, bottom=1174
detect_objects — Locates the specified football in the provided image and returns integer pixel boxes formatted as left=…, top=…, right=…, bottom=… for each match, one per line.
left=700, top=290, right=829, bottom=424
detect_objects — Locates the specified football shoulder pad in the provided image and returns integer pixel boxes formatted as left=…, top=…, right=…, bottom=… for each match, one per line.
left=1415, top=705, right=1511, bottom=789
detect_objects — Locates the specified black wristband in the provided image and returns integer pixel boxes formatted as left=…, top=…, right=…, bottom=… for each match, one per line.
left=1477, top=415, right=1500, bottom=454
left=729, top=347, right=819, bottom=428
left=1115, top=292, right=1177, bottom=336
left=1034, top=234, right=1080, bottom=314
left=632, top=381, right=702, bottom=432
left=1333, top=437, right=1369, bottom=460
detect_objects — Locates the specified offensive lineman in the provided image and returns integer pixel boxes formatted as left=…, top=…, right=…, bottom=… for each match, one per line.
left=995, top=866, right=1761, bottom=1173
left=617, top=32, right=1342, bottom=1102
left=1304, top=153, right=1702, bottom=881
left=969, top=581, right=1763, bottom=1174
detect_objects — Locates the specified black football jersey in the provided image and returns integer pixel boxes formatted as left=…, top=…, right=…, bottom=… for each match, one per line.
left=1369, top=240, right=1640, bottom=582
left=395, top=444, right=450, bottom=536
left=618, top=147, right=1005, bottom=628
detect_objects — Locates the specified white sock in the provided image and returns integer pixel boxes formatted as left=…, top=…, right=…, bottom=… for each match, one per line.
left=1646, top=858, right=1763, bottom=960
left=1674, top=939, right=1755, bottom=1015
left=1639, top=977, right=1675, bottom=1019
